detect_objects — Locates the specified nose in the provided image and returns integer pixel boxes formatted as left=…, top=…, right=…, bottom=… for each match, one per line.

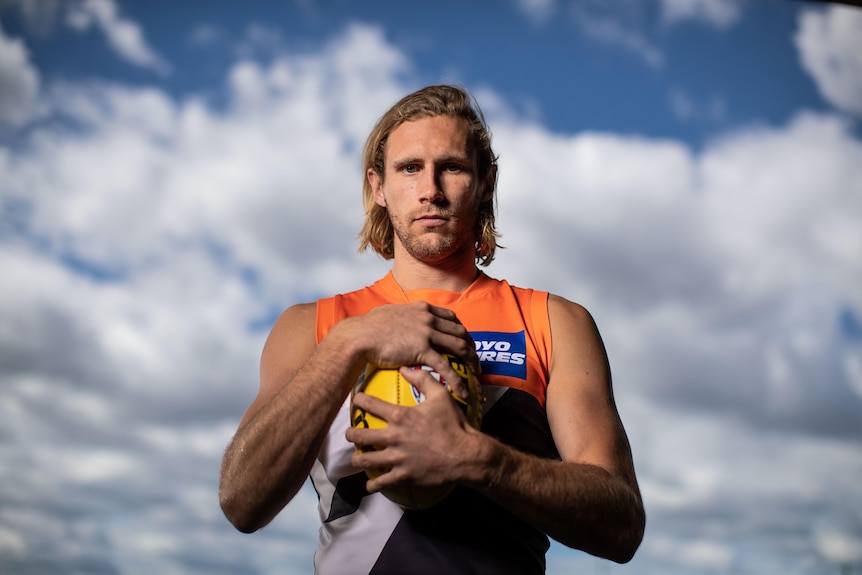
left=419, top=169, right=444, bottom=204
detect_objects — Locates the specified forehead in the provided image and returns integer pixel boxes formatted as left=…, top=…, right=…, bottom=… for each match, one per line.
left=385, top=115, right=471, bottom=164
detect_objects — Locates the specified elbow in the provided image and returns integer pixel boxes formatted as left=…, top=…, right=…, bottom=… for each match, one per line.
left=219, top=473, right=300, bottom=534
left=218, top=458, right=307, bottom=534
left=224, top=512, right=261, bottom=535
left=563, top=497, right=645, bottom=564
left=219, top=484, right=266, bottom=534
left=606, top=535, right=642, bottom=564
left=604, top=503, right=646, bottom=564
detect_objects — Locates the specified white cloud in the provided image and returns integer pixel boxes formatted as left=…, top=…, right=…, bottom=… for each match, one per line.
left=795, top=4, right=862, bottom=117
left=2, top=11, right=862, bottom=575
left=511, top=0, right=666, bottom=68
left=65, top=0, right=170, bottom=75
left=570, top=2, right=664, bottom=68
left=0, top=24, right=39, bottom=125
left=660, top=0, right=743, bottom=30
left=492, top=110, right=862, bottom=439
left=0, top=23, right=406, bottom=572
left=669, top=87, right=727, bottom=123
left=511, top=0, right=558, bottom=26
left=813, top=513, right=862, bottom=565
left=486, top=100, right=862, bottom=570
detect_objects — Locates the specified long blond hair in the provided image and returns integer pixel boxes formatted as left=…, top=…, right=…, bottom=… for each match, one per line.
left=358, top=85, right=500, bottom=266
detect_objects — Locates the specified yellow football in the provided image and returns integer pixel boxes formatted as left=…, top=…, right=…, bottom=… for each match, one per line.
left=350, top=354, right=483, bottom=510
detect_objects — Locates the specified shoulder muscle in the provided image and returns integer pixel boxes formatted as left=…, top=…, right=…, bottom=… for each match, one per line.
left=546, top=295, right=623, bottom=472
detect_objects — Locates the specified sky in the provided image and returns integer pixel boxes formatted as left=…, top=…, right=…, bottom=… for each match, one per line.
left=0, top=0, right=861, bottom=573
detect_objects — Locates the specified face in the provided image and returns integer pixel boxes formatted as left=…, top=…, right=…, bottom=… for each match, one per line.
left=368, top=115, right=489, bottom=266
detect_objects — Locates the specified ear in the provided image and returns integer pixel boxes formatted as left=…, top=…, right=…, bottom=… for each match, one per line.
left=368, top=168, right=386, bottom=207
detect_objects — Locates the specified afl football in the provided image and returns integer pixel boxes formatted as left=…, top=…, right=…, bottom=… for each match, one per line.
left=350, top=354, right=483, bottom=509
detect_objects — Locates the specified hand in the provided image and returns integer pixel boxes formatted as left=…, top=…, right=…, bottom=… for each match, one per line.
left=341, top=302, right=480, bottom=398
left=346, top=365, right=480, bottom=493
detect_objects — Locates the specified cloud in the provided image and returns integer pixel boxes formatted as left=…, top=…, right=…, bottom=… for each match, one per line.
left=795, top=3, right=862, bottom=117
left=669, top=86, right=727, bottom=123
left=0, top=23, right=408, bottom=572
left=511, top=0, right=558, bottom=26
left=493, top=110, right=862, bottom=437
left=0, top=24, right=39, bottom=125
left=509, top=0, right=664, bottom=67
left=569, top=1, right=664, bottom=68
left=486, top=102, right=862, bottom=568
left=2, top=12, right=862, bottom=575
left=660, top=0, right=743, bottom=30
left=189, top=22, right=228, bottom=49
left=813, top=512, right=862, bottom=565
left=0, top=0, right=63, bottom=36
left=65, top=0, right=170, bottom=75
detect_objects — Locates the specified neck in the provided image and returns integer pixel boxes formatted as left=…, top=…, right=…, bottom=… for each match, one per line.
left=390, top=249, right=480, bottom=293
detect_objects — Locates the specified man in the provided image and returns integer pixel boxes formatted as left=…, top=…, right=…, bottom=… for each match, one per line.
left=219, top=85, right=645, bottom=574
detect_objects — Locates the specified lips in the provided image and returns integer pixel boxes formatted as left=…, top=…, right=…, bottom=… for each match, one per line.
left=415, top=212, right=449, bottom=222
left=414, top=214, right=449, bottom=227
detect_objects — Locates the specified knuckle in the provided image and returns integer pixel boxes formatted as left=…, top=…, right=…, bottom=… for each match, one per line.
left=387, top=409, right=407, bottom=426
left=387, top=467, right=408, bottom=484
left=419, top=310, right=435, bottom=325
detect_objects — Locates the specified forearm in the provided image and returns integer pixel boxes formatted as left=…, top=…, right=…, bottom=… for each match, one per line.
left=221, top=301, right=483, bottom=533
left=464, top=432, right=645, bottom=563
left=219, top=325, right=365, bottom=532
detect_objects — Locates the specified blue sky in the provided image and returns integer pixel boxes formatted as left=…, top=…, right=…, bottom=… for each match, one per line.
left=1, top=1, right=861, bottom=574
left=5, top=0, right=835, bottom=145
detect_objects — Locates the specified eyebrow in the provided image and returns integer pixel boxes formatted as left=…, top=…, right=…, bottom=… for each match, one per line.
left=391, top=154, right=472, bottom=170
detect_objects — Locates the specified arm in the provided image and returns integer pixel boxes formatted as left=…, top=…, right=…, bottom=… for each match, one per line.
left=219, top=301, right=479, bottom=533
left=471, top=295, right=644, bottom=561
left=348, top=295, right=644, bottom=562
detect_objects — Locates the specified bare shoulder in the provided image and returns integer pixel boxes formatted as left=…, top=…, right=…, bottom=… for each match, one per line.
left=261, top=302, right=317, bottom=381
left=266, top=302, right=318, bottom=345
left=545, top=294, right=620, bottom=468
left=547, top=294, right=595, bottom=326
left=546, top=294, right=606, bottom=369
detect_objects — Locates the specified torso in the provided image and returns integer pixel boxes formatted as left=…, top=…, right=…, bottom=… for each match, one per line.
left=311, top=272, right=558, bottom=575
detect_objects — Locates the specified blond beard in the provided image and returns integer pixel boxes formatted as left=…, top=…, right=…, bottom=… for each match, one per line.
left=391, top=215, right=475, bottom=264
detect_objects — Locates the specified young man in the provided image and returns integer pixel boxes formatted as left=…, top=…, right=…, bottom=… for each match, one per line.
left=219, top=85, right=645, bottom=574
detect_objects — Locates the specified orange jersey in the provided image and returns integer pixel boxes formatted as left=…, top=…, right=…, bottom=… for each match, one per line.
left=316, top=271, right=553, bottom=407
left=311, top=271, right=558, bottom=575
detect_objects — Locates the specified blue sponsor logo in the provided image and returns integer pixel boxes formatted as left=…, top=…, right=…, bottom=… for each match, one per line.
left=471, top=331, right=527, bottom=380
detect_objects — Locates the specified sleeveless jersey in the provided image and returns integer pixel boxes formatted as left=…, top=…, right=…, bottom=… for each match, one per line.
left=311, top=271, right=558, bottom=575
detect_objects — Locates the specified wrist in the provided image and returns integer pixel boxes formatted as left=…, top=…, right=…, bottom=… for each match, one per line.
left=461, top=429, right=507, bottom=491
left=324, top=315, right=361, bottom=356
left=321, top=316, right=372, bottom=380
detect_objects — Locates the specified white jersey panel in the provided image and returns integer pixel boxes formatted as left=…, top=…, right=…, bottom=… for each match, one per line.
left=311, top=396, right=405, bottom=575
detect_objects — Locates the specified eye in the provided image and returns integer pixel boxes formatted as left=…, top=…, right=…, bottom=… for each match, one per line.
left=403, top=164, right=419, bottom=174
left=444, top=163, right=463, bottom=173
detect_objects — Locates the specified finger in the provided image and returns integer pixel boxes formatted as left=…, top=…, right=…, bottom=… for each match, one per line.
left=409, top=352, right=470, bottom=400
left=365, top=470, right=404, bottom=494
left=351, top=392, right=402, bottom=422
left=423, top=306, right=480, bottom=371
left=350, top=455, right=393, bottom=493
left=430, top=332, right=481, bottom=378
left=346, top=425, right=390, bottom=450
left=424, top=303, right=461, bottom=322
left=429, top=326, right=481, bottom=377
left=399, top=365, right=453, bottom=400
left=398, top=348, right=476, bottom=397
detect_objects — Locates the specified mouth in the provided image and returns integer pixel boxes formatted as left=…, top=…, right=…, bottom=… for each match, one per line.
left=414, top=213, right=450, bottom=226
